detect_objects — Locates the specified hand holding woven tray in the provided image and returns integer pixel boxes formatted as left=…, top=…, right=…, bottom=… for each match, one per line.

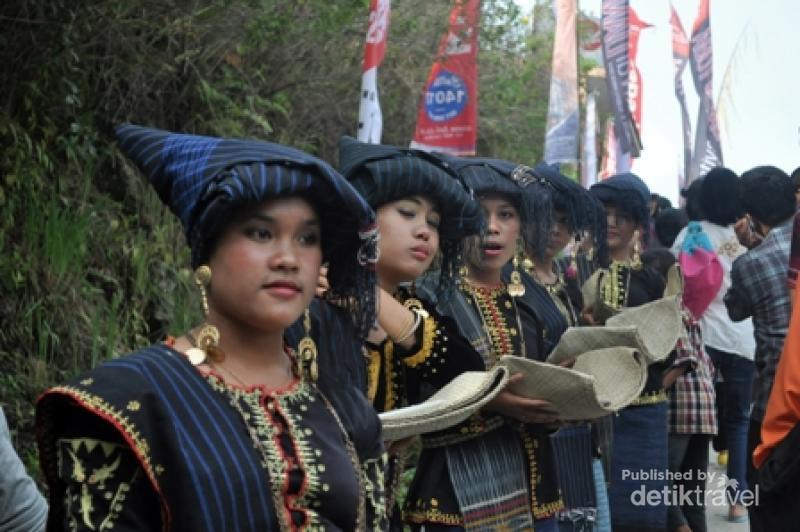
left=379, top=366, right=510, bottom=441
left=498, top=348, right=647, bottom=421
left=549, top=295, right=683, bottom=365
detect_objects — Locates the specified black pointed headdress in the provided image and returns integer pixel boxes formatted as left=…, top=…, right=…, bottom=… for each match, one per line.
left=527, top=162, right=608, bottom=265
left=116, top=124, right=378, bottom=335
left=338, top=136, right=483, bottom=295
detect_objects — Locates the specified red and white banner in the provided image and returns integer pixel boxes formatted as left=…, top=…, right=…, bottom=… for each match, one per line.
left=357, top=0, right=391, bottom=144
left=410, top=0, right=480, bottom=155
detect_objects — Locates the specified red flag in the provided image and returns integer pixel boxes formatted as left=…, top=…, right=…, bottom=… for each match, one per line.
left=410, top=0, right=480, bottom=155
left=357, top=0, right=391, bottom=143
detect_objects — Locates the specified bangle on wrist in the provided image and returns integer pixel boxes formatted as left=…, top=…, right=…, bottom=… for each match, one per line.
left=391, top=310, right=423, bottom=343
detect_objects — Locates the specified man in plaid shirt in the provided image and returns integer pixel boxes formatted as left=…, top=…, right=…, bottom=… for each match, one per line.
left=723, top=166, right=795, bottom=531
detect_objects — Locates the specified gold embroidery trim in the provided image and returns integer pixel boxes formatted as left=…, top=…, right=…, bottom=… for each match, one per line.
left=367, top=349, right=381, bottom=404
left=383, top=342, right=395, bottom=411
left=49, top=386, right=158, bottom=492
left=404, top=506, right=464, bottom=525
left=519, top=427, right=564, bottom=519
left=629, top=389, right=668, bottom=406
left=403, top=316, right=436, bottom=368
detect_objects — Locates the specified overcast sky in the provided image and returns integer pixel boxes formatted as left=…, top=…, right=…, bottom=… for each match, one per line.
left=513, top=0, right=800, bottom=203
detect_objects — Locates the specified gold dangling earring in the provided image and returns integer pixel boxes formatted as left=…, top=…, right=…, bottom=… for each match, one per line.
left=631, top=229, right=642, bottom=270
left=507, top=238, right=526, bottom=298
left=186, top=265, right=224, bottom=365
left=522, top=253, right=534, bottom=274
left=297, top=308, right=318, bottom=382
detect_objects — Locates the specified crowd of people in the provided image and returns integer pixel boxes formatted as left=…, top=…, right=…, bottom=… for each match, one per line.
left=3, top=125, right=799, bottom=531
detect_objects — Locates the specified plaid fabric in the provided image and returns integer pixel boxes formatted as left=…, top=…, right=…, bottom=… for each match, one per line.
left=669, top=313, right=718, bottom=434
left=727, top=219, right=793, bottom=421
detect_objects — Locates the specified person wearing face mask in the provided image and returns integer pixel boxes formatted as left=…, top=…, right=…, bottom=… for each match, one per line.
left=400, top=157, right=563, bottom=532
left=336, top=136, right=484, bottom=529
left=36, top=125, right=388, bottom=531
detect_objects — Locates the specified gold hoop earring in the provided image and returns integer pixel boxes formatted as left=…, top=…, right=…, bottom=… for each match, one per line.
left=507, top=238, right=526, bottom=298
left=631, top=230, right=642, bottom=270
left=186, top=265, right=224, bottom=365
left=297, top=308, right=318, bottom=382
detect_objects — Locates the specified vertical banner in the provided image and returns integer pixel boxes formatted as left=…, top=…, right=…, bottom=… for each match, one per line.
left=357, top=0, right=391, bottom=143
left=627, top=7, right=652, bottom=148
left=544, top=0, right=579, bottom=164
left=670, top=4, right=692, bottom=187
left=598, top=118, right=618, bottom=181
left=581, top=92, right=598, bottom=187
left=689, top=0, right=723, bottom=179
left=601, top=0, right=641, bottom=158
left=410, top=0, right=480, bottom=155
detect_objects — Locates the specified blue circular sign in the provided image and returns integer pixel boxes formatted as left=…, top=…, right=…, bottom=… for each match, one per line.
left=424, top=70, right=468, bottom=122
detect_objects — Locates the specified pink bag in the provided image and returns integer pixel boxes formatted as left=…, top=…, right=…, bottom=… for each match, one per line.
left=680, top=246, right=723, bottom=318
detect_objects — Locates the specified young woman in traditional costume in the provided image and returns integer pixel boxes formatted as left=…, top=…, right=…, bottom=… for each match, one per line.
left=520, top=163, right=605, bottom=333
left=336, top=136, right=484, bottom=529
left=36, top=125, right=388, bottom=531
left=513, top=162, right=612, bottom=532
left=585, top=172, right=673, bottom=532
left=400, top=158, right=564, bottom=532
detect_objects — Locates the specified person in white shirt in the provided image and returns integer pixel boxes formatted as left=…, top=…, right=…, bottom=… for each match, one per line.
left=671, top=167, right=755, bottom=524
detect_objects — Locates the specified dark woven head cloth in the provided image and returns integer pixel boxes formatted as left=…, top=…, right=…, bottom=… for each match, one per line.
left=116, top=124, right=378, bottom=335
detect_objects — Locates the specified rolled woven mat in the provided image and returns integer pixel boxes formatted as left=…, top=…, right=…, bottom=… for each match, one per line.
left=606, top=295, right=684, bottom=363
left=548, top=326, right=644, bottom=365
left=549, top=295, right=683, bottom=365
left=499, top=347, right=647, bottom=420
left=379, top=366, right=509, bottom=441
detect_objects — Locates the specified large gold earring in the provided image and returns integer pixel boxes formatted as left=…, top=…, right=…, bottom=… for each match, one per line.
left=507, top=239, right=526, bottom=298
left=631, top=230, right=642, bottom=270
left=522, top=254, right=534, bottom=274
left=297, top=308, right=318, bottom=382
left=186, top=265, right=224, bottom=365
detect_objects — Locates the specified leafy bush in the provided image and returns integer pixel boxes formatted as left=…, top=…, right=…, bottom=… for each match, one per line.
left=0, top=0, right=555, bottom=478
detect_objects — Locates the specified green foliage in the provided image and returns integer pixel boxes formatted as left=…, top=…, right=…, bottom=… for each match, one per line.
left=0, top=0, right=557, bottom=478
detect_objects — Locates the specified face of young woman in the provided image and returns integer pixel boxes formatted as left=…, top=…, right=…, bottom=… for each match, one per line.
left=206, top=196, right=322, bottom=332
left=545, top=209, right=571, bottom=259
left=467, top=195, right=521, bottom=274
left=375, top=196, right=441, bottom=287
left=603, top=202, right=639, bottom=254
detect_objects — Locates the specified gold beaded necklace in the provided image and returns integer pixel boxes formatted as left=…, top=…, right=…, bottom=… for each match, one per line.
left=461, top=277, right=527, bottom=366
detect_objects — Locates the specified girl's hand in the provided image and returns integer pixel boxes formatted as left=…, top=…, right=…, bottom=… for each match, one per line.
left=485, top=373, right=561, bottom=424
